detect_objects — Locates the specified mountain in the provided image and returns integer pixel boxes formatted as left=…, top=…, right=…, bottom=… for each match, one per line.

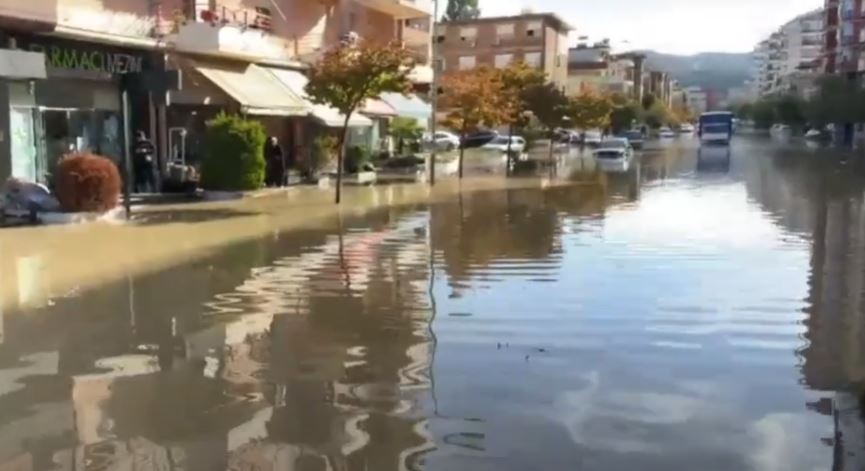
left=639, top=51, right=753, bottom=91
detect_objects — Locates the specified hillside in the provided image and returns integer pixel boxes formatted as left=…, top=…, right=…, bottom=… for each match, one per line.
left=640, top=51, right=752, bottom=91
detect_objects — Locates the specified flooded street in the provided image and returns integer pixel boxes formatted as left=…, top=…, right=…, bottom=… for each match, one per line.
left=2, top=137, right=865, bottom=470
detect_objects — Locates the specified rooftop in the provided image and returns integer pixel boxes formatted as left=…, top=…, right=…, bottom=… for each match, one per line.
left=441, top=13, right=573, bottom=32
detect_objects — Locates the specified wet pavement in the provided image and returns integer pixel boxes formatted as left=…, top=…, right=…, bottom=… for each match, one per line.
left=1, top=136, right=865, bottom=470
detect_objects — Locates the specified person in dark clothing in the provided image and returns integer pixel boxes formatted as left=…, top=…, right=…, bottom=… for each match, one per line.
left=265, top=136, right=285, bottom=187
left=133, top=130, right=156, bottom=193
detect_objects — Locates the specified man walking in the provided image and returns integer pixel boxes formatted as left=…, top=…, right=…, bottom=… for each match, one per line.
left=133, top=131, right=156, bottom=193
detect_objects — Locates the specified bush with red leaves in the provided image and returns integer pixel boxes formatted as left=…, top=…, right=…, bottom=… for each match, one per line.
left=55, top=153, right=122, bottom=213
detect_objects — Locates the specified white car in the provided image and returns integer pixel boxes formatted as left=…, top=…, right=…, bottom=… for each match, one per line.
left=658, top=127, right=676, bottom=139
left=481, top=136, right=526, bottom=153
left=594, top=138, right=633, bottom=172
left=678, top=123, right=695, bottom=134
left=429, top=131, right=460, bottom=151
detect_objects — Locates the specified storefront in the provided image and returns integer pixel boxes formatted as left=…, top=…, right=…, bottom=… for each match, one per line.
left=0, top=33, right=157, bottom=185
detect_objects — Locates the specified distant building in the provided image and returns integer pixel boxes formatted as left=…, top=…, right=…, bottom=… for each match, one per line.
left=436, top=13, right=572, bottom=88
left=752, top=8, right=823, bottom=97
left=685, top=87, right=709, bottom=115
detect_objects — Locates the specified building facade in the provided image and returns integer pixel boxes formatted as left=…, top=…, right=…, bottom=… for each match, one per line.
left=564, top=41, right=645, bottom=100
left=753, top=8, right=823, bottom=97
left=436, top=13, right=571, bottom=88
left=0, top=0, right=433, bottom=187
left=824, top=0, right=865, bottom=75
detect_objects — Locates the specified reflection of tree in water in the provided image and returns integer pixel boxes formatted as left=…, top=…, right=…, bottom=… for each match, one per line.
left=430, top=186, right=606, bottom=293
left=745, top=149, right=865, bottom=468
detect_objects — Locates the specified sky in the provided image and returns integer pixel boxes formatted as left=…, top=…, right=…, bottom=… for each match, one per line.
left=475, top=0, right=823, bottom=55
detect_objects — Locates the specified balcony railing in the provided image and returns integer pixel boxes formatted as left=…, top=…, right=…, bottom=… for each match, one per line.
left=354, top=0, right=432, bottom=19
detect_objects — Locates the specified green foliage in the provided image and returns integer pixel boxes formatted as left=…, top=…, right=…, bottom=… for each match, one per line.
left=642, top=102, right=671, bottom=129
left=345, top=146, right=372, bottom=173
left=389, top=117, right=423, bottom=155
left=609, top=100, right=641, bottom=133
left=310, top=135, right=338, bottom=174
left=751, top=99, right=777, bottom=129
left=201, top=113, right=266, bottom=191
left=568, top=92, right=613, bottom=130
left=641, top=93, right=657, bottom=111
left=522, top=83, right=571, bottom=131
left=444, top=0, right=480, bottom=21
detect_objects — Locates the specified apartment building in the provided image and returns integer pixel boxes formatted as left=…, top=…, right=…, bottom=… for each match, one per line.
left=753, top=8, right=823, bottom=97
left=436, top=13, right=572, bottom=89
left=0, top=0, right=433, bottom=187
left=566, top=41, right=636, bottom=97
left=824, top=0, right=865, bottom=75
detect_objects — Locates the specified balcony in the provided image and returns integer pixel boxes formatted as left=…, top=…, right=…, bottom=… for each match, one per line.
left=172, top=17, right=292, bottom=62
left=402, top=22, right=431, bottom=48
left=354, top=0, right=432, bottom=19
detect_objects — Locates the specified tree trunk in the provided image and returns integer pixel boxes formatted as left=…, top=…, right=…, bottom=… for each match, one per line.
left=506, top=124, right=514, bottom=177
left=548, top=129, right=555, bottom=179
left=336, top=114, right=352, bottom=204
left=458, top=123, right=467, bottom=179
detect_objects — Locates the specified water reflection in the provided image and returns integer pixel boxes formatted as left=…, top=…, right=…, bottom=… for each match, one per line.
left=2, top=138, right=865, bottom=469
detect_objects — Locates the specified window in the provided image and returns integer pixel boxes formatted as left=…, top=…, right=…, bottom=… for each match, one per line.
left=524, top=52, right=542, bottom=67
left=496, top=23, right=515, bottom=41
left=460, top=27, right=477, bottom=46
left=436, top=35, right=445, bottom=44
left=434, top=58, right=446, bottom=72
left=495, top=54, right=513, bottom=68
left=459, top=56, right=476, bottom=70
left=526, top=21, right=542, bottom=37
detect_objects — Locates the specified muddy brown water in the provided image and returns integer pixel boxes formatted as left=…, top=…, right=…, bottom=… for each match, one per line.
left=0, top=137, right=864, bottom=470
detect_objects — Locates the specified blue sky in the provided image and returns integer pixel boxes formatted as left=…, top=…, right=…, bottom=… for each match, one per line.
left=474, top=0, right=823, bottom=54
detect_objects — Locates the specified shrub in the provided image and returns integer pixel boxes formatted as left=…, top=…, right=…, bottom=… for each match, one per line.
left=345, top=145, right=371, bottom=173
left=54, top=153, right=121, bottom=213
left=309, top=135, right=338, bottom=175
left=201, top=113, right=266, bottom=191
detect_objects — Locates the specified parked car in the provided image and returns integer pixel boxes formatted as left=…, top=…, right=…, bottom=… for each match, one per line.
left=430, top=131, right=460, bottom=150
left=658, top=127, right=676, bottom=139
left=594, top=138, right=634, bottom=172
left=481, top=136, right=527, bottom=153
left=678, top=123, right=695, bottom=134
left=462, top=130, right=499, bottom=148
left=622, top=129, right=645, bottom=150
left=583, top=130, right=603, bottom=147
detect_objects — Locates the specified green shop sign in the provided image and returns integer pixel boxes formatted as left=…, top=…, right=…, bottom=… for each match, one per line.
left=36, top=45, right=144, bottom=74
left=13, top=35, right=150, bottom=76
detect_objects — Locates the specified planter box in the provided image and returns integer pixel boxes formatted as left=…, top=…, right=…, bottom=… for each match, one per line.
left=318, top=172, right=378, bottom=187
left=40, top=207, right=125, bottom=225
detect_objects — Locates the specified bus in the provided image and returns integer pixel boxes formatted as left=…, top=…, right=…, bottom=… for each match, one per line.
left=698, top=111, right=734, bottom=146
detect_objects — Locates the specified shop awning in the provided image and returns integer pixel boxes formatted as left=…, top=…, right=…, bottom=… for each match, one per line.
left=380, top=92, right=431, bottom=120
left=265, top=67, right=373, bottom=128
left=360, top=98, right=396, bottom=117
left=193, top=61, right=309, bottom=116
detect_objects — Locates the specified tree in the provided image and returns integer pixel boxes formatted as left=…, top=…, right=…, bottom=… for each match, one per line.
left=568, top=92, right=613, bottom=131
left=609, top=94, right=641, bottom=134
left=775, top=94, right=807, bottom=127
left=642, top=101, right=671, bottom=129
left=641, top=93, right=657, bottom=111
left=444, top=0, right=479, bottom=21
left=440, top=66, right=506, bottom=178
left=497, top=62, right=547, bottom=175
left=522, top=82, right=572, bottom=172
left=306, top=42, right=414, bottom=203
left=389, top=117, right=423, bottom=155
left=751, top=99, right=776, bottom=130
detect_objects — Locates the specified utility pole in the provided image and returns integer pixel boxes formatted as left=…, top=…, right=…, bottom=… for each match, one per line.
left=429, top=0, right=440, bottom=186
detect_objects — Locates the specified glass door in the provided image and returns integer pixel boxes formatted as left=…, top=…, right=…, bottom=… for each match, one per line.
left=9, top=107, right=37, bottom=182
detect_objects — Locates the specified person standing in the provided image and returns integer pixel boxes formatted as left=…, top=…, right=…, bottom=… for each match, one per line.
left=265, top=136, right=285, bottom=187
left=133, top=131, right=156, bottom=193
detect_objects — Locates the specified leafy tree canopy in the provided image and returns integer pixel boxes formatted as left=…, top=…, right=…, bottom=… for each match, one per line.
left=444, top=0, right=480, bottom=21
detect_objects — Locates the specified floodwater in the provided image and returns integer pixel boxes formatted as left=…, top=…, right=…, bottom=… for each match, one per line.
left=1, top=137, right=865, bottom=470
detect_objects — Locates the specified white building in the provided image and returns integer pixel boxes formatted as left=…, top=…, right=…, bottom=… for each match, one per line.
left=752, top=8, right=823, bottom=97
left=685, top=87, right=708, bottom=116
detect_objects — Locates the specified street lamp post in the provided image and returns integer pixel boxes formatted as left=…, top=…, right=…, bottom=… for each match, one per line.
left=429, top=0, right=440, bottom=186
